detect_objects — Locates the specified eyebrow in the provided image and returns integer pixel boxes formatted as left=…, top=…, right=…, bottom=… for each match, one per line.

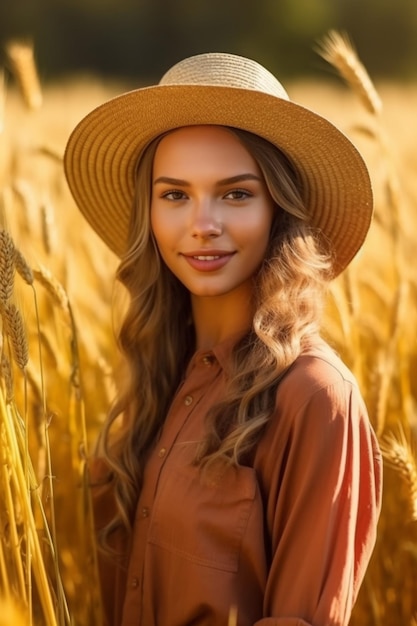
left=153, top=173, right=262, bottom=186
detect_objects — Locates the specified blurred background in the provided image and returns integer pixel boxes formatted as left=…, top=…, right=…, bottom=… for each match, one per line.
left=1, top=2, right=417, bottom=625
left=1, top=0, right=417, bottom=82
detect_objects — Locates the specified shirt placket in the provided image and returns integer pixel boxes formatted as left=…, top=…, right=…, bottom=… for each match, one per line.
left=121, top=354, right=220, bottom=626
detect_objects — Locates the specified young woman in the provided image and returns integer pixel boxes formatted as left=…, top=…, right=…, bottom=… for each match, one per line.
left=64, top=53, right=382, bottom=626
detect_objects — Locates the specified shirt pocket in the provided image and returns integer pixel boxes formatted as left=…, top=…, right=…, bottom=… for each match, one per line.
left=148, top=460, right=258, bottom=573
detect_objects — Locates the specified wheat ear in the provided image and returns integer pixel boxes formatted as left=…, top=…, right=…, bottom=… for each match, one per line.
left=0, top=302, right=29, bottom=370
left=33, top=265, right=69, bottom=313
left=14, top=248, right=34, bottom=286
left=40, top=199, right=55, bottom=255
left=316, top=30, right=382, bottom=116
left=380, top=428, right=417, bottom=522
left=5, top=40, right=42, bottom=110
left=0, top=229, right=16, bottom=304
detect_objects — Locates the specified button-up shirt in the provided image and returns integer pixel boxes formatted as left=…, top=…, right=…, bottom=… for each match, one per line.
left=90, top=335, right=382, bottom=626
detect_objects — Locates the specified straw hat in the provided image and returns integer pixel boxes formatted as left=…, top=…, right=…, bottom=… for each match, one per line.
left=64, top=52, right=373, bottom=276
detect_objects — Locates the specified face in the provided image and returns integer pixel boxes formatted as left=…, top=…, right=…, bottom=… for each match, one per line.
left=150, top=125, right=275, bottom=300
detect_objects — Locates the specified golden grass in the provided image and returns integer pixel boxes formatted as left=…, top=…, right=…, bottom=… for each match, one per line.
left=5, top=41, right=42, bottom=111
left=0, top=34, right=417, bottom=624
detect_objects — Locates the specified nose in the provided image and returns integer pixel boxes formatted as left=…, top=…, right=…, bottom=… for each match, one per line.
left=190, top=199, right=222, bottom=239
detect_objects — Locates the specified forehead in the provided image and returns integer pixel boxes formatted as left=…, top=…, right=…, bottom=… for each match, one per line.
left=153, top=125, right=259, bottom=173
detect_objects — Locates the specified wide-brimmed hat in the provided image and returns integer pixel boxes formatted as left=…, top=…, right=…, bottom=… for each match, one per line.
left=64, top=52, right=373, bottom=276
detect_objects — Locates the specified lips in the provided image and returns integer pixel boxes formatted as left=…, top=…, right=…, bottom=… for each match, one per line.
left=181, top=250, right=235, bottom=272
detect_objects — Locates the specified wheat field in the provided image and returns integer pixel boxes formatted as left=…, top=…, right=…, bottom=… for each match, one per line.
left=0, top=38, right=417, bottom=625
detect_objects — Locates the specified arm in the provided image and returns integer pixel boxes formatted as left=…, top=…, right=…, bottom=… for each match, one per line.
left=255, top=376, right=382, bottom=626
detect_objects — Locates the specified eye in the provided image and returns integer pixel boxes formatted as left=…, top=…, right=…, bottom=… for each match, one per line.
left=161, top=190, right=188, bottom=201
left=223, top=189, right=253, bottom=201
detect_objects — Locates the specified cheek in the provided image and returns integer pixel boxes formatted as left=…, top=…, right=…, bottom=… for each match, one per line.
left=151, top=202, right=182, bottom=240
left=243, top=206, right=274, bottom=244
left=150, top=208, right=178, bottom=269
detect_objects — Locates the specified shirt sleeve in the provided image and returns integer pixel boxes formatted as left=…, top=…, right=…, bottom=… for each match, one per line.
left=254, top=377, right=382, bottom=626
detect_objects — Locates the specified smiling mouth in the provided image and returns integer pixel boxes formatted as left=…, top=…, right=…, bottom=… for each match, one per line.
left=181, top=252, right=235, bottom=271
left=192, top=255, right=222, bottom=261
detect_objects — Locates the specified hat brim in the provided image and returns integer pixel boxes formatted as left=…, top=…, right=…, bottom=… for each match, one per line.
left=64, top=84, right=373, bottom=276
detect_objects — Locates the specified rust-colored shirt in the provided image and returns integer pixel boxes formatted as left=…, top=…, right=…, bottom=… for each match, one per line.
left=91, top=336, right=382, bottom=626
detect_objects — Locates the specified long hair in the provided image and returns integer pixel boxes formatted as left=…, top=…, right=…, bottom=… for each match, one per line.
left=95, top=127, right=332, bottom=549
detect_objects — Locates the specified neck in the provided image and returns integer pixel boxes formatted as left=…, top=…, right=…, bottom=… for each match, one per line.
left=191, top=283, right=254, bottom=351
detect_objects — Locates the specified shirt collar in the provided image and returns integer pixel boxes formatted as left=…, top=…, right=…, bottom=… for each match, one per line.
left=188, top=330, right=248, bottom=378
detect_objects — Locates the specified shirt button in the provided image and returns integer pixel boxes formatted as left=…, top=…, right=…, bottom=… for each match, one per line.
left=141, top=507, right=150, bottom=518
left=184, top=395, right=193, bottom=406
left=131, top=577, right=139, bottom=589
left=158, top=447, right=166, bottom=458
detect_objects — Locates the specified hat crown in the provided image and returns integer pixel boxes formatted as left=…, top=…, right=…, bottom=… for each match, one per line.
left=159, top=52, right=290, bottom=101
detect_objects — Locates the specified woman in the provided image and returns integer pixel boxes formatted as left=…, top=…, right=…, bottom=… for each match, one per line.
left=64, top=52, right=382, bottom=626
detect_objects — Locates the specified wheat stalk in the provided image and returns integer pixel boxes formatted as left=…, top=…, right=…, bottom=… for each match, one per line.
left=380, top=428, right=417, bottom=522
left=31, top=260, right=101, bottom=623
left=0, top=597, right=27, bottom=626
left=372, top=350, right=392, bottom=437
left=0, top=188, right=14, bottom=232
left=5, top=40, right=42, bottom=111
left=36, top=145, right=63, bottom=163
left=0, top=392, right=63, bottom=625
left=0, top=543, right=12, bottom=600
left=0, top=429, right=28, bottom=604
left=40, top=199, right=55, bottom=255
left=28, top=266, right=74, bottom=624
left=0, top=352, right=14, bottom=402
left=11, top=180, right=38, bottom=237
left=316, top=30, right=382, bottom=116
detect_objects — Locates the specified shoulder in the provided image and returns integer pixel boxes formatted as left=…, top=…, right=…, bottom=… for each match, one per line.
left=255, top=337, right=375, bottom=475
left=276, top=336, right=366, bottom=424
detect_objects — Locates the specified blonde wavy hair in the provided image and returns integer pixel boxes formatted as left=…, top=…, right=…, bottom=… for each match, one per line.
left=95, top=127, right=332, bottom=548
